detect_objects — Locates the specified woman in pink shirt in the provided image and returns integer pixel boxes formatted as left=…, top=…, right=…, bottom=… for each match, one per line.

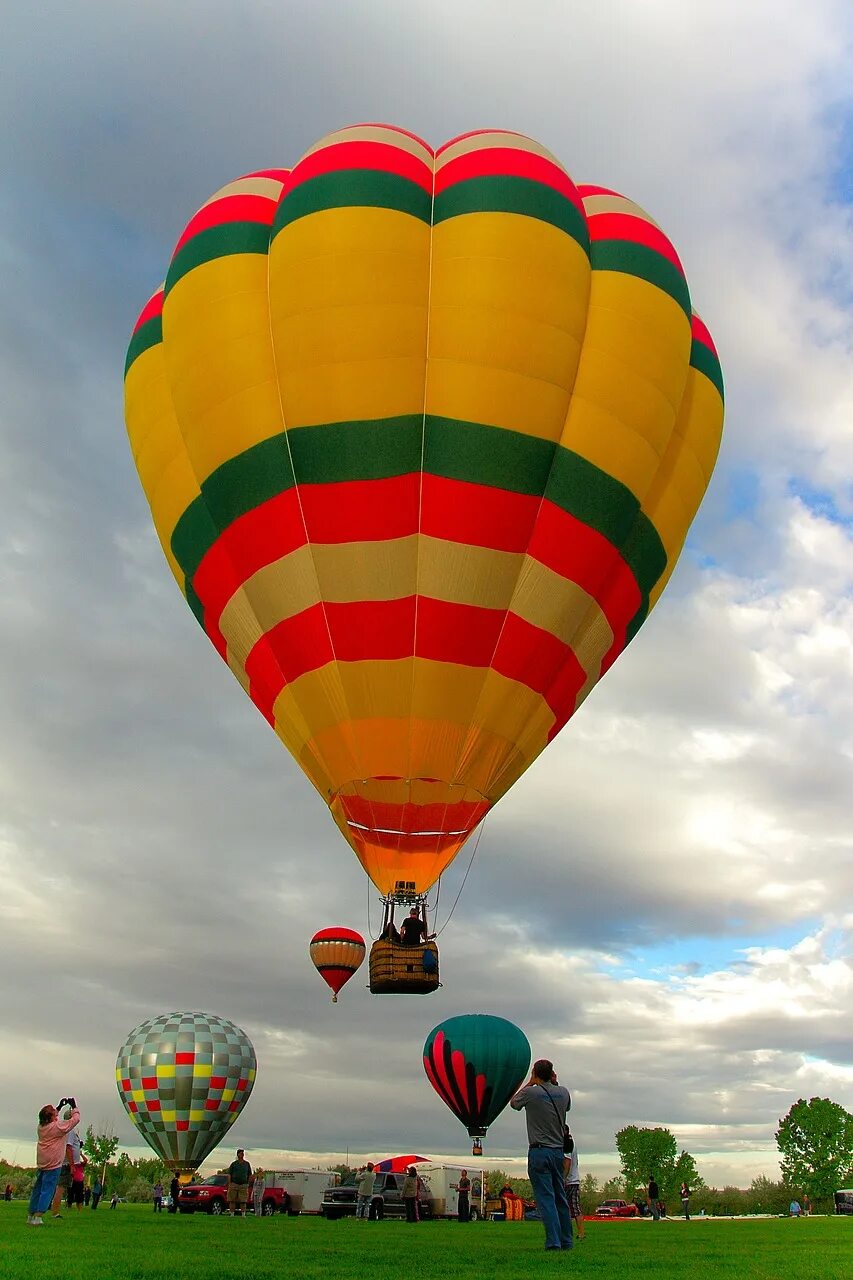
left=27, top=1101, right=80, bottom=1226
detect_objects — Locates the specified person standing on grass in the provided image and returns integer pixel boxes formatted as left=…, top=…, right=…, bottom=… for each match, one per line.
left=648, top=1175, right=661, bottom=1221
left=401, top=1167, right=420, bottom=1222
left=91, top=1177, right=103, bottom=1210
left=680, top=1182, right=691, bottom=1220
left=252, top=1170, right=266, bottom=1218
left=510, top=1059, right=572, bottom=1252
left=355, top=1163, right=375, bottom=1219
left=27, top=1099, right=80, bottom=1226
left=563, top=1134, right=585, bottom=1241
left=227, top=1149, right=252, bottom=1217
left=454, top=1170, right=471, bottom=1222
left=169, top=1175, right=180, bottom=1214
left=153, top=1180, right=164, bottom=1212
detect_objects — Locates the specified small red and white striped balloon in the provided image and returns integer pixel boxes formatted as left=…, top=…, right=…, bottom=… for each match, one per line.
left=309, top=927, right=366, bottom=1002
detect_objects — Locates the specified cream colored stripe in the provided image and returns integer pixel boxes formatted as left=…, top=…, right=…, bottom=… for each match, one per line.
left=200, top=176, right=287, bottom=209
left=220, top=535, right=613, bottom=690
left=297, top=125, right=434, bottom=167
left=436, top=131, right=566, bottom=171
left=580, top=193, right=661, bottom=229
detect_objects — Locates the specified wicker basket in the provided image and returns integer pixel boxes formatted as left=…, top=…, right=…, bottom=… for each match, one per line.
left=368, top=939, right=440, bottom=994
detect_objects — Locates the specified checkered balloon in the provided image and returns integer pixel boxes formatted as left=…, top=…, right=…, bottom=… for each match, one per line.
left=116, top=1011, right=257, bottom=1172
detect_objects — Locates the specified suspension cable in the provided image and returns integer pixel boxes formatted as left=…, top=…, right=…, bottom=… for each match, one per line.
left=433, top=818, right=487, bottom=938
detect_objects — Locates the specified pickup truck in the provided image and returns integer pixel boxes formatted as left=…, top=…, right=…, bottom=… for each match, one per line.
left=321, top=1172, right=432, bottom=1220
left=594, top=1198, right=640, bottom=1218
left=177, top=1174, right=291, bottom=1216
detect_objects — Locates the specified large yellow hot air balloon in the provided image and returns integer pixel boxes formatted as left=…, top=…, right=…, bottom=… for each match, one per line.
left=125, top=125, right=723, bottom=919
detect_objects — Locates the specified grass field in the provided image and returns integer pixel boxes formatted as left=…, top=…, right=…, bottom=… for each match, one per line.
left=1, top=1203, right=850, bottom=1280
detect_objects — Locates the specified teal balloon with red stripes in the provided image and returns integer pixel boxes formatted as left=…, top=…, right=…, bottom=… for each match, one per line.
left=423, top=1014, right=531, bottom=1138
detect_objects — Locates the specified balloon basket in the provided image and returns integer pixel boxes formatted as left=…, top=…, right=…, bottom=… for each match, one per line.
left=369, top=939, right=440, bottom=994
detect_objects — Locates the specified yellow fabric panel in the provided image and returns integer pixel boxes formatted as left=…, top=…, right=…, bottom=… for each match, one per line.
left=646, top=369, right=725, bottom=611
left=162, top=254, right=283, bottom=484
left=189, top=1110, right=204, bottom=1122
left=427, top=214, right=590, bottom=440
left=156, top=1064, right=176, bottom=1078
left=268, top=207, right=430, bottom=428
left=193, top=1064, right=212, bottom=1078
left=271, top=658, right=551, bottom=792
left=561, top=272, right=691, bottom=500
left=124, top=342, right=196, bottom=587
left=160, top=1111, right=177, bottom=1123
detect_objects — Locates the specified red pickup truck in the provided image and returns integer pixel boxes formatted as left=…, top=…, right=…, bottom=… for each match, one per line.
left=177, top=1174, right=291, bottom=1216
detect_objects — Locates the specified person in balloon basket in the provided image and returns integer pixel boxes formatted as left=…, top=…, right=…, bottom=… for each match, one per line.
left=227, top=1149, right=252, bottom=1216
left=402, top=1167, right=421, bottom=1222
left=26, top=1097, right=80, bottom=1226
left=399, top=909, right=435, bottom=946
left=510, top=1060, right=572, bottom=1251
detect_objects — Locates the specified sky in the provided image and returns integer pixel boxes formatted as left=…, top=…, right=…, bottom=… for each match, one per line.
left=1, top=0, right=851, bottom=1189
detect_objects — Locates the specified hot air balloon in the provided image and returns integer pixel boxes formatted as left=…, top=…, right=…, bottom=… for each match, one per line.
left=124, top=125, right=724, bottom=988
left=423, top=1014, right=531, bottom=1154
left=115, top=1012, right=256, bottom=1176
left=309, top=926, right=365, bottom=1001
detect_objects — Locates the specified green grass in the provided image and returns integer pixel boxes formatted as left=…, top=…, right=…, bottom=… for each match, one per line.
left=0, top=1203, right=850, bottom=1280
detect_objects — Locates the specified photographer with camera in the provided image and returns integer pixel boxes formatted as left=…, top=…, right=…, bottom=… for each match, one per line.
left=27, top=1096, right=80, bottom=1226
left=510, top=1060, right=573, bottom=1251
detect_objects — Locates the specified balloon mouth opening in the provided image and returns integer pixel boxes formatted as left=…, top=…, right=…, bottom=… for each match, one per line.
left=467, top=1126, right=488, bottom=1138
left=331, top=777, right=489, bottom=855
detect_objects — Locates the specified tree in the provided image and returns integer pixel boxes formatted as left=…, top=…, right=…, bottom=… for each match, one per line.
left=579, top=1173, right=600, bottom=1214
left=670, top=1150, right=705, bottom=1197
left=776, top=1097, right=853, bottom=1203
left=82, top=1126, right=119, bottom=1185
left=615, top=1126, right=677, bottom=1196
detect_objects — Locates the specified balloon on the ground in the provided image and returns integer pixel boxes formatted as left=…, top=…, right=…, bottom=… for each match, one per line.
left=125, top=125, right=725, bottom=904
left=115, top=1012, right=256, bottom=1173
left=309, top=926, right=366, bottom=1001
left=372, top=1154, right=429, bottom=1173
left=423, top=1013, right=531, bottom=1141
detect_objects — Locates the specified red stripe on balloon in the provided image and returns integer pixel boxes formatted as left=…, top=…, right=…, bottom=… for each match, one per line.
left=435, top=147, right=583, bottom=213
left=132, top=289, right=164, bottom=334
left=584, top=210, right=684, bottom=273
left=173, top=193, right=280, bottom=254
left=281, top=140, right=433, bottom=199
left=450, top=1048, right=472, bottom=1112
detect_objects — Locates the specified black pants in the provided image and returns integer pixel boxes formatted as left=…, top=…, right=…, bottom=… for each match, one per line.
left=458, top=1194, right=470, bottom=1222
left=404, top=1198, right=418, bottom=1222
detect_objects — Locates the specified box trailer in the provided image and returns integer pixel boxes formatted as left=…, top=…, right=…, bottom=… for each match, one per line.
left=264, top=1170, right=339, bottom=1214
left=415, top=1163, right=487, bottom=1220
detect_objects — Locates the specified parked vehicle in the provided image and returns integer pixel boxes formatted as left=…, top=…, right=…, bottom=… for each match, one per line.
left=594, top=1199, right=640, bottom=1218
left=415, top=1164, right=486, bottom=1221
left=318, top=1172, right=427, bottom=1218
left=255, top=1170, right=339, bottom=1215
left=179, top=1170, right=338, bottom=1215
left=178, top=1175, right=230, bottom=1215
left=835, top=1189, right=853, bottom=1215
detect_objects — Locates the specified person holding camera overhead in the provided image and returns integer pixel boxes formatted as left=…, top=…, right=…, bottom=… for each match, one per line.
left=26, top=1096, right=80, bottom=1226
left=511, top=1060, right=573, bottom=1251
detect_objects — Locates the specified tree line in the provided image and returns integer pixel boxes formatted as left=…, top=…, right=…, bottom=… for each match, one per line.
left=2, top=1096, right=850, bottom=1210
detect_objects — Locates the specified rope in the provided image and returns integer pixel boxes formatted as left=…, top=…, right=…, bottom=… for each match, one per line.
left=433, top=818, right=487, bottom=938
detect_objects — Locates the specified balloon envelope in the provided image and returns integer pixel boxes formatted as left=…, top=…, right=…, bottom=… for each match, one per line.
left=115, top=1012, right=257, bottom=1172
left=125, top=125, right=724, bottom=899
left=309, top=926, right=366, bottom=1000
left=423, top=1013, right=531, bottom=1137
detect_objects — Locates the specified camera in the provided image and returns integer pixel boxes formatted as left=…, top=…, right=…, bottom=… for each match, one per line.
left=57, top=1096, right=76, bottom=1111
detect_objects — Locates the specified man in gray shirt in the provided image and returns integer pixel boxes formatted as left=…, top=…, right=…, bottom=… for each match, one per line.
left=510, top=1058, right=572, bottom=1250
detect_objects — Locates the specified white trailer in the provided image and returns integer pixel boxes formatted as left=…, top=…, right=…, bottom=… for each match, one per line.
left=415, top=1163, right=487, bottom=1220
left=266, top=1170, right=339, bottom=1214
